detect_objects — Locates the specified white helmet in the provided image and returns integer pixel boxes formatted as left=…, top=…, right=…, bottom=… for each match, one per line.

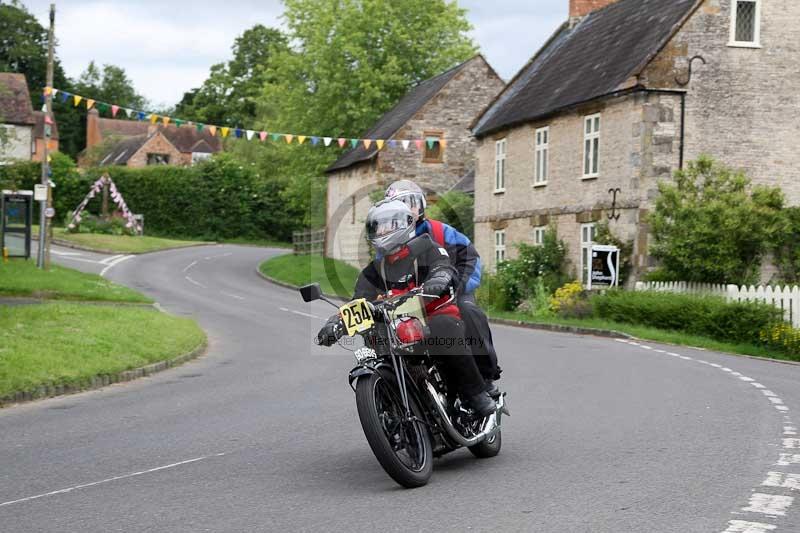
left=365, top=199, right=416, bottom=256
left=385, top=180, right=426, bottom=222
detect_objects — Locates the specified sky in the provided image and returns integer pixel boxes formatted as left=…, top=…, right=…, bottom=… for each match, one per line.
left=21, top=0, right=567, bottom=108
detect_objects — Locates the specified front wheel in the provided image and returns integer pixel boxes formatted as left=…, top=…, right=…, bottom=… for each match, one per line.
left=355, top=372, right=433, bottom=488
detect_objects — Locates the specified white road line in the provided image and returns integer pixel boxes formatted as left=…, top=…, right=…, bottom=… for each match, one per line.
left=776, top=406, right=790, bottom=412
left=782, top=439, right=800, bottom=449
left=291, top=310, right=321, bottom=319
left=763, top=390, right=777, bottom=397
left=182, top=260, right=198, bottom=272
left=776, top=454, right=800, bottom=466
left=220, top=291, right=245, bottom=301
left=763, top=472, right=800, bottom=491
left=0, top=453, right=225, bottom=508
left=99, top=254, right=124, bottom=265
left=722, top=520, right=777, bottom=533
left=709, top=363, right=722, bottom=368
left=785, top=426, right=798, bottom=436
left=751, top=383, right=766, bottom=389
left=100, top=255, right=133, bottom=277
left=185, top=276, right=207, bottom=289
left=279, top=307, right=289, bottom=312
left=769, top=397, right=785, bottom=405
left=50, top=250, right=83, bottom=256
left=741, top=493, right=794, bottom=516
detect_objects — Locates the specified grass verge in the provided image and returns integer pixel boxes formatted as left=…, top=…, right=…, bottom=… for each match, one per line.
left=259, top=254, right=360, bottom=299
left=488, top=310, right=797, bottom=363
left=0, top=259, right=151, bottom=303
left=49, top=227, right=206, bottom=254
left=0, top=303, right=205, bottom=399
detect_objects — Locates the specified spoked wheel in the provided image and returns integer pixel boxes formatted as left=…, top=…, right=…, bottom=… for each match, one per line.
left=355, top=372, right=433, bottom=488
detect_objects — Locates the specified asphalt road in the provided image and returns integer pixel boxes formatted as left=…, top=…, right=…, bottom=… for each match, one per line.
left=2, top=244, right=799, bottom=532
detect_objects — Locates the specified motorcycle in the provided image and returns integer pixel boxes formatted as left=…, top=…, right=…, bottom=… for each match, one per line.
left=299, top=282, right=508, bottom=488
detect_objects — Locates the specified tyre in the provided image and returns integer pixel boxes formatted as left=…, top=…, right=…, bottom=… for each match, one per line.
left=468, top=429, right=502, bottom=459
left=355, top=371, right=433, bottom=488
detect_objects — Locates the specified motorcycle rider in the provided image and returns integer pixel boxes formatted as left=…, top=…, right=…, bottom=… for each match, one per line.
left=384, top=180, right=501, bottom=395
left=316, top=199, right=497, bottom=417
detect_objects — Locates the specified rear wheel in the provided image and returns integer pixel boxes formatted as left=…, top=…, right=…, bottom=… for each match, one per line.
left=355, top=372, right=433, bottom=488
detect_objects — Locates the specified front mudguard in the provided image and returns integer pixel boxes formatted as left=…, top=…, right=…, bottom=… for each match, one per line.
left=348, top=361, right=393, bottom=391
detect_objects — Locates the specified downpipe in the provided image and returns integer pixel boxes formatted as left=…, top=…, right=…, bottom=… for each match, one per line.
left=424, top=381, right=505, bottom=447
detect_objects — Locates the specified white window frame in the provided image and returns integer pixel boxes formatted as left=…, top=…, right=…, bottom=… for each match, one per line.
left=582, top=114, right=600, bottom=179
left=580, top=223, right=597, bottom=286
left=534, top=127, right=549, bottom=187
left=729, top=0, right=761, bottom=48
left=494, top=139, right=506, bottom=193
left=533, top=226, right=546, bottom=246
left=494, top=230, right=506, bottom=267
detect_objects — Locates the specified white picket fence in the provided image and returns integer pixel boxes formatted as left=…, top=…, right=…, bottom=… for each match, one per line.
left=634, top=281, right=800, bottom=328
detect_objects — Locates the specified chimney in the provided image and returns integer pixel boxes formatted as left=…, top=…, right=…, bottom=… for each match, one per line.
left=569, top=0, right=620, bottom=26
left=86, top=109, right=102, bottom=148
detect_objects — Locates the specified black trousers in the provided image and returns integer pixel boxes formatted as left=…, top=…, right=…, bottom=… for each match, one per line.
left=426, top=315, right=486, bottom=398
left=458, top=294, right=501, bottom=381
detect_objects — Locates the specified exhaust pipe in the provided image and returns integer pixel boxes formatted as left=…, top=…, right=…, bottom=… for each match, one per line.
left=425, top=381, right=504, bottom=447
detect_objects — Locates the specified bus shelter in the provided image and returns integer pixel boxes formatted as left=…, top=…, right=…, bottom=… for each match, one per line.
left=1, top=190, right=34, bottom=259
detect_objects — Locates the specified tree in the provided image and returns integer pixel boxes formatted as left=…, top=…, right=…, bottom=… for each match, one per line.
left=175, top=24, right=289, bottom=126
left=74, top=61, right=147, bottom=109
left=426, top=191, right=474, bottom=240
left=263, top=0, right=477, bottom=136
left=649, top=156, right=786, bottom=284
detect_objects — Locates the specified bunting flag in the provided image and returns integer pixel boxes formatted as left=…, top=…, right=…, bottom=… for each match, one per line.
left=67, top=174, right=142, bottom=234
left=42, top=86, right=454, bottom=155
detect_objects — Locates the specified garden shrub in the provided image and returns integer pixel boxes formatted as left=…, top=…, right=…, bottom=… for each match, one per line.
left=549, top=281, right=583, bottom=316
left=760, top=323, right=800, bottom=357
left=592, top=290, right=783, bottom=344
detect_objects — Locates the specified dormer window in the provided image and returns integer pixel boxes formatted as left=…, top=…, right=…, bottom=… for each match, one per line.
left=729, top=0, right=761, bottom=48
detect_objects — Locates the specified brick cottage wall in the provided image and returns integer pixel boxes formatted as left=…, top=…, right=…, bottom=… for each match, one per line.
left=126, top=133, right=184, bottom=168
left=326, top=56, right=504, bottom=268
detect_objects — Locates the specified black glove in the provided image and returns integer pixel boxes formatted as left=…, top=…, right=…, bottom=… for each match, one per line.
left=422, top=270, right=453, bottom=297
left=316, top=315, right=344, bottom=347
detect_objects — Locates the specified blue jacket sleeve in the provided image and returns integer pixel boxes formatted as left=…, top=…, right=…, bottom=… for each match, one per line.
left=440, top=223, right=482, bottom=295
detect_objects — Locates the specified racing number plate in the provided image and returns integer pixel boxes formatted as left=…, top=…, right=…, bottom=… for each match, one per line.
left=339, top=298, right=375, bottom=337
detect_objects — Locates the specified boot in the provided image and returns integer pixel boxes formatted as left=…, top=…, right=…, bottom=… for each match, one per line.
left=467, top=391, right=497, bottom=418
left=485, top=379, right=501, bottom=398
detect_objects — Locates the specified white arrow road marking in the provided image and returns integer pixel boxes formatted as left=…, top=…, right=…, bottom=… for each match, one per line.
left=722, top=520, right=777, bottom=533
left=741, top=493, right=794, bottom=516
left=100, top=255, right=133, bottom=277
left=762, top=472, right=800, bottom=491
left=0, top=453, right=226, bottom=508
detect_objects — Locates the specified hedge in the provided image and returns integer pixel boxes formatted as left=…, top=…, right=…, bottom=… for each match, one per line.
left=593, top=289, right=783, bottom=345
left=0, top=154, right=299, bottom=241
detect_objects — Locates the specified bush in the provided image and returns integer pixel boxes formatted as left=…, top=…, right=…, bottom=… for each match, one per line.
left=66, top=213, right=134, bottom=236
left=426, top=191, right=474, bottom=240
left=592, top=290, right=783, bottom=344
left=760, top=323, right=800, bottom=357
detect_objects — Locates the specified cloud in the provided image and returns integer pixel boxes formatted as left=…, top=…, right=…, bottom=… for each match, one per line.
left=22, top=0, right=567, bottom=106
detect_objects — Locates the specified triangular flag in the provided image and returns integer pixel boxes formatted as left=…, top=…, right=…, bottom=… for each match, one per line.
left=311, top=137, right=319, bottom=146
left=111, top=105, right=119, bottom=117
left=162, top=116, right=171, bottom=126
left=41, top=103, right=47, bottom=112
left=208, top=125, right=217, bottom=136
left=402, top=140, right=410, bottom=151
left=97, top=102, right=109, bottom=113
left=259, top=131, right=268, bottom=141
left=73, top=95, right=82, bottom=106
left=235, top=128, right=243, bottom=139
left=221, top=127, right=230, bottom=138
left=426, top=138, right=435, bottom=150
left=43, top=87, right=52, bottom=96
left=196, top=123, right=205, bottom=132
left=323, top=137, right=332, bottom=147
left=138, top=111, right=146, bottom=121
left=415, top=140, right=424, bottom=150
left=338, top=138, right=346, bottom=147
left=52, top=89, right=58, bottom=97
left=86, top=99, right=95, bottom=110
left=363, top=139, right=372, bottom=149
left=124, top=108, right=134, bottom=118
left=285, top=134, right=294, bottom=144
left=271, top=133, right=281, bottom=142
left=246, top=130, right=255, bottom=141
left=150, top=114, right=159, bottom=124
left=389, top=140, right=397, bottom=149
left=298, top=135, right=306, bottom=145
left=60, top=92, right=70, bottom=103
left=350, top=139, right=358, bottom=148
left=439, top=139, right=447, bottom=149
left=376, top=140, right=385, bottom=150
left=175, top=119, right=184, bottom=127
left=44, top=115, right=54, bottom=125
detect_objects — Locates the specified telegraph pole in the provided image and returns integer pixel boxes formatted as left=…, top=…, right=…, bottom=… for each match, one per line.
left=37, top=4, right=55, bottom=269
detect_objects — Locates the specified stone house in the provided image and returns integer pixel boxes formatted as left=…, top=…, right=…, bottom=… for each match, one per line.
left=83, top=109, right=222, bottom=167
left=471, top=0, right=799, bottom=284
left=0, top=73, right=58, bottom=163
left=325, top=55, right=504, bottom=267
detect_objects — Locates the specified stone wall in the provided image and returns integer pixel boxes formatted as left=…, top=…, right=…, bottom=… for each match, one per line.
left=0, top=125, right=33, bottom=162
left=326, top=56, right=504, bottom=268
left=640, top=0, right=800, bottom=204
left=126, top=133, right=184, bottom=168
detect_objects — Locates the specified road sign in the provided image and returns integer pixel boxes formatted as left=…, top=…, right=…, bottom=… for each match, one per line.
left=34, top=184, right=48, bottom=202
left=45, top=207, right=56, bottom=219
left=588, top=245, right=620, bottom=290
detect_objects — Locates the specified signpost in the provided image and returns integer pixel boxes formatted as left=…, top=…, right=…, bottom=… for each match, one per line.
left=36, top=4, right=55, bottom=269
left=588, top=244, right=620, bottom=290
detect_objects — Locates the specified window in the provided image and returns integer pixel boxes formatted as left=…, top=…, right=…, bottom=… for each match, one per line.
left=533, top=226, right=546, bottom=246
left=494, top=230, right=506, bottom=266
left=534, top=127, right=549, bottom=186
left=423, top=131, right=443, bottom=163
left=580, top=223, right=597, bottom=286
left=31, top=139, right=37, bottom=155
left=583, top=114, right=600, bottom=178
left=730, top=0, right=761, bottom=47
left=147, top=153, right=170, bottom=165
left=191, top=152, right=212, bottom=165
left=495, top=139, right=506, bottom=192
